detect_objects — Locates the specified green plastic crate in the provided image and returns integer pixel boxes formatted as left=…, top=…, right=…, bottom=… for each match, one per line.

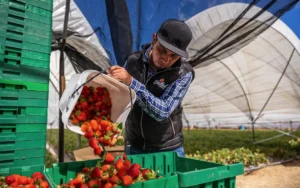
left=0, top=46, right=51, bottom=62
left=0, top=54, right=50, bottom=70
left=0, top=148, right=46, bottom=162
left=0, top=156, right=45, bottom=168
left=0, top=123, right=47, bottom=132
left=0, top=2, right=52, bottom=25
left=0, top=79, right=49, bottom=91
left=0, top=20, right=52, bottom=39
left=0, top=65, right=50, bottom=84
left=0, top=106, right=48, bottom=124
left=176, top=157, right=244, bottom=188
left=0, top=96, right=48, bottom=107
left=0, top=11, right=51, bottom=31
left=0, top=82, right=49, bottom=100
left=0, top=165, right=45, bottom=177
left=45, top=152, right=179, bottom=188
left=0, top=28, right=51, bottom=47
left=0, top=123, right=46, bottom=163
left=0, top=138, right=46, bottom=152
left=14, top=0, right=53, bottom=12
left=0, top=37, right=51, bottom=54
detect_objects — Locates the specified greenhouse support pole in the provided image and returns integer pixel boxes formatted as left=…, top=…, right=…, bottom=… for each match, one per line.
left=251, top=121, right=255, bottom=142
left=58, top=0, right=71, bottom=162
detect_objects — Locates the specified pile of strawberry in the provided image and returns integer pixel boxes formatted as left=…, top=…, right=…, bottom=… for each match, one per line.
left=58, top=153, right=159, bottom=188
left=70, top=86, right=112, bottom=125
left=81, top=119, right=123, bottom=156
left=0, top=172, right=49, bottom=188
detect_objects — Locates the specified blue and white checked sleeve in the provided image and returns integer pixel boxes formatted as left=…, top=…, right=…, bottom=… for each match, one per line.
left=129, top=72, right=193, bottom=122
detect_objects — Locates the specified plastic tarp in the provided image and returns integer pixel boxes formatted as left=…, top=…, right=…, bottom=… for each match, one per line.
left=49, top=0, right=300, bottom=129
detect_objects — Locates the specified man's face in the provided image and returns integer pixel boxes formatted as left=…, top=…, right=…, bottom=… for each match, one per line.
left=151, top=34, right=181, bottom=69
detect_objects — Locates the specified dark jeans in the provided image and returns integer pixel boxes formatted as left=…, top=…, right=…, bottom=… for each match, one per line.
left=126, top=145, right=185, bottom=157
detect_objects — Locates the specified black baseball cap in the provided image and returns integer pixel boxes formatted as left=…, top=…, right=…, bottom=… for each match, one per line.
left=156, top=19, right=192, bottom=58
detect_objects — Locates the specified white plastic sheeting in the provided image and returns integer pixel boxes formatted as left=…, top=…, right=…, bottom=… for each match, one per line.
left=48, top=2, right=300, bottom=129
left=182, top=3, right=300, bottom=127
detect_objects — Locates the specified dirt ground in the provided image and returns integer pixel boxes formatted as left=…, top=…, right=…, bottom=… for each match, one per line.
left=236, top=159, right=300, bottom=188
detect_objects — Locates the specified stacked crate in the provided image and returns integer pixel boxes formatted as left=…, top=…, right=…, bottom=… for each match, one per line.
left=0, top=0, right=52, bottom=169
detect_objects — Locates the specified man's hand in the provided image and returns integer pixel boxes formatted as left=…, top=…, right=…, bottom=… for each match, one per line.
left=108, top=66, right=132, bottom=86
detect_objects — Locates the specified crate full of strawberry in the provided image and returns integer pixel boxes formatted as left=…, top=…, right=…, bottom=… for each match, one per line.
left=59, top=70, right=136, bottom=136
left=45, top=152, right=179, bottom=188
left=0, top=171, right=49, bottom=188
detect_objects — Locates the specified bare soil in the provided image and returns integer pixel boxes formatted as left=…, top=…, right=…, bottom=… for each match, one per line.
left=236, top=159, right=300, bottom=188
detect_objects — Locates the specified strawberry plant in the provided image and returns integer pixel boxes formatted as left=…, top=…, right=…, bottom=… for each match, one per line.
left=288, top=138, right=300, bottom=154
left=186, top=147, right=267, bottom=167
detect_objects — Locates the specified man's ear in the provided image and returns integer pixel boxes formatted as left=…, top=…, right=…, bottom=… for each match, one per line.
left=152, top=33, right=157, bottom=45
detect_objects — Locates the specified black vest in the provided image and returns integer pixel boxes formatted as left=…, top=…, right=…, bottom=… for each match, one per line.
left=125, top=44, right=194, bottom=151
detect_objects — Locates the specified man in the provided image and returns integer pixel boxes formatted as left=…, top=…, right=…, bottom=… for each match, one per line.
left=108, top=19, right=194, bottom=157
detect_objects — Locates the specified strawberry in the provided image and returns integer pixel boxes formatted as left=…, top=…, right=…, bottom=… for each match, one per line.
left=93, top=145, right=102, bottom=155
left=5, top=176, right=15, bottom=185
left=142, top=169, right=156, bottom=180
left=90, top=167, right=101, bottom=179
left=110, top=137, right=117, bottom=146
left=122, top=175, right=132, bottom=186
left=112, top=123, right=122, bottom=134
left=95, top=102, right=102, bottom=107
left=75, top=173, right=87, bottom=184
left=101, top=164, right=111, bottom=172
left=84, top=130, right=94, bottom=139
left=88, top=179, right=98, bottom=188
left=77, top=111, right=87, bottom=121
left=104, top=153, right=115, bottom=164
left=131, top=164, right=141, bottom=171
left=123, top=159, right=131, bottom=170
left=72, top=117, right=79, bottom=125
left=90, top=120, right=99, bottom=131
left=11, top=174, right=20, bottom=181
left=117, top=169, right=127, bottom=179
left=76, top=104, right=82, bottom=110
left=80, top=184, right=89, bottom=188
left=18, top=176, right=28, bottom=185
left=40, top=180, right=49, bottom=188
left=81, top=102, right=88, bottom=110
left=128, top=164, right=140, bottom=179
left=103, top=182, right=113, bottom=188
left=70, top=179, right=80, bottom=187
left=27, top=178, right=34, bottom=184
left=101, top=172, right=109, bottom=181
left=95, top=130, right=103, bottom=137
left=88, top=97, right=94, bottom=104
left=98, top=137, right=104, bottom=144
left=115, top=158, right=124, bottom=171
left=89, top=138, right=98, bottom=149
left=81, top=122, right=91, bottom=133
left=10, top=181, right=19, bottom=187
left=109, top=175, right=121, bottom=185
left=82, top=167, right=90, bottom=174
left=123, top=154, right=127, bottom=160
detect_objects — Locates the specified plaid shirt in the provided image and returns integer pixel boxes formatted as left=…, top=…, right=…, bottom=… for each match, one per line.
left=128, top=46, right=192, bottom=122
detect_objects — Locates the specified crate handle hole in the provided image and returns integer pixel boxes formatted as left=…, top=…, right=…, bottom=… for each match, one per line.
left=7, top=21, right=23, bottom=29
left=8, top=14, right=25, bottom=21
left=10, top=0, right=26, bottom=6
left=3, top=70, right=20, bottom=76
left=1, top=97, right=18, bottom=101
left=9, top=7, right=25, bottom=14
left=6, top=38, right=23, bottom=44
